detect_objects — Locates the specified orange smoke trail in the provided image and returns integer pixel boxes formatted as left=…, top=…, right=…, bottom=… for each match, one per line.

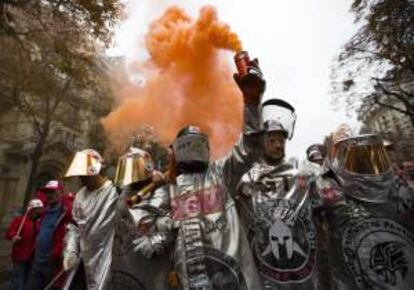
left=103, top=5, right=244, bottom=158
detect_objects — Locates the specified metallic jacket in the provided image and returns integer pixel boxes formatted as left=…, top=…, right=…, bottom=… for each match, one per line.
left=110, top=185, right=174, bottom=290
left=316, top=171, right=414, bottom=290
left=64, top=180, right=120, bottom=290
left=65, top=180, right=174, bottom=290
left=238, top=159, right=323, bottom=290
left=161, top=105, right=263, bottom=290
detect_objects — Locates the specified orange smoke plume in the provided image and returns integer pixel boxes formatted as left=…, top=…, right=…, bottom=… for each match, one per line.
left=103, top=5, right=244, bottom=158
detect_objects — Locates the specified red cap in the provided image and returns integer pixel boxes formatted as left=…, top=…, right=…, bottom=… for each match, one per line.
left=41, top=180, right=63, bottom=191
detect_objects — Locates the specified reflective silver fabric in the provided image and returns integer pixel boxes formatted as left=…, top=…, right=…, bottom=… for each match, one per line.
left=162, top=105, right=263, bottom=290
left=317, top=172, right=414, bottom=290
left=238, top=159, right=322, bottom=290
left=64, top=180, right=120, bottom=290
left=110, top=186, right=173, bottom=290
left=335, top=167, right=394, bottom=203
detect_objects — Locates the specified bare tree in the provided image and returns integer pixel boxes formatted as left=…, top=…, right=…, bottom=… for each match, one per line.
left=332, top=0, right=414, bottom=123
left=0, top=1, right=118, bottom=205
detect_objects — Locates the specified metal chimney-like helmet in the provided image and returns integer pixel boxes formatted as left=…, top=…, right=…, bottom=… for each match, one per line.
left=114, top=147, right=154, bottom=188
left=65, top=149, right=104, bottom=177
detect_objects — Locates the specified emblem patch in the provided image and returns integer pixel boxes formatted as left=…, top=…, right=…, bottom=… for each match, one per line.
left=252, top=199, right=316, bottom=283
left=343, top=218, right=414, bottom=289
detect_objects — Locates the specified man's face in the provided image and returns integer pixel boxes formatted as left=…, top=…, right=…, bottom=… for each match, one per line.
left=43, top=189, right=62, bottom=204
left=264, top=131, right=287, bottom=160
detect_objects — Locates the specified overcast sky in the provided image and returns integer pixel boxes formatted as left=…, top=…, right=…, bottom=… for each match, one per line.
left=109, top=0, right=358, bottom=160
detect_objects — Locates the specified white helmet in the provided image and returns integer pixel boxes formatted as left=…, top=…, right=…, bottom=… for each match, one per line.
left=261, top=98, right=296, bottom=140
left=27, top=199, right=44, bottom=210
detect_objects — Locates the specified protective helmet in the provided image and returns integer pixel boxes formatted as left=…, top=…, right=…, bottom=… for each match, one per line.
left=114, top=147, right=154, bottom=188
left=332, top=134, right=391, bottom=176
left=261, top=98, right=296, bottom=140
left=306, top=144, right=327, bottom=163
left=172, top=125, right=209, bottom=173
left=40, top=180, right=63, bottom=191
left=65, top=149, right=103, bottom=177
left=330, top=133, right=393, bottom=202
left=27, top=199, right=44, bottom=210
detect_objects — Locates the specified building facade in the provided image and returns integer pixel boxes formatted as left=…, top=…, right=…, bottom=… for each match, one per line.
left=357, top=77, right=414, bottom=166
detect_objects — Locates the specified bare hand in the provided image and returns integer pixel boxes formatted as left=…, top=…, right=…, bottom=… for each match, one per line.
left=12, top=236, right=22, bottom=243
left=152, top=170, right=165, bottom=184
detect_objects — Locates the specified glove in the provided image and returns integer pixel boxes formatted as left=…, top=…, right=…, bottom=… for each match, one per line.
left=233, top=58, right=266, bottom=105
left=63, top=253, right=78, bottom=271
left=133, top=236, right=154, bottom=259
left=156, top=216, right=173, bottom=232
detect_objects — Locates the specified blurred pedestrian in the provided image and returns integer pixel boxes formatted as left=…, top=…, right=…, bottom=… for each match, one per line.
left=26, top=180, right=73, bottom=290
left=5, top=199, right=44, bottom=290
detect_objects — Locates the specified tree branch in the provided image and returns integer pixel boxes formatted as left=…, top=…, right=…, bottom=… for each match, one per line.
left=12, top=87, right=42, bottom=136
left=374, top=78, right=414, bottom=111
left=372, top=94, right=413, bottom=116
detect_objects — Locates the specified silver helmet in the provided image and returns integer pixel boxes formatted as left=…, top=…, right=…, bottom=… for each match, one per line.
left=261, top=98, right=296, bottom=140
left=172, top=126, right=210, bottom=174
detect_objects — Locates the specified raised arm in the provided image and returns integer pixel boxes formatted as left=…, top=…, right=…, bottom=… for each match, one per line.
left=216, top=57, right=266, bottom=194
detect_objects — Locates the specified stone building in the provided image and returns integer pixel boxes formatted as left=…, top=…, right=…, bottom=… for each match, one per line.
left=0, top=56, right=123, bottom=227
left=357, top=75, right=414, bottom=165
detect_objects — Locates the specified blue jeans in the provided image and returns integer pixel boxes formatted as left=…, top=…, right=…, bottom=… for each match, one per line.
left=26, top=260, right=59, bottom=290
left=11, top=261, right=31, bottom=290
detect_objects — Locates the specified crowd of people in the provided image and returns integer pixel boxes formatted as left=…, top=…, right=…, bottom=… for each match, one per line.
left=5, top=56, right=414, bottom=290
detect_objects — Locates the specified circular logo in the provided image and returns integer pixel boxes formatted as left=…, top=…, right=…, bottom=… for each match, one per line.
left=109, top=271, right=145, bottom=290
left=176, top=247, right=248, bottom=290
left=343, top=218, right=414, bottom=289
left=252, top=199, right=316, bottom=283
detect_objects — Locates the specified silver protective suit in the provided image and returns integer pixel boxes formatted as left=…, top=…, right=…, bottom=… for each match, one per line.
left=161, top=105, right=263, bottom=290
left=110, top=185, right=173, bottom=290
left=238, top=159, right=323, bottom=290
left=65, top=179, right=174, bottom=290
left=316, top=171, right=414, bottom=290
left=64, top=180, right=121, bottom=290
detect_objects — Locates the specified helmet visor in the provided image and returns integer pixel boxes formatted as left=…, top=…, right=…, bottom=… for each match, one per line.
left=334, top=135, right=391, bottom=175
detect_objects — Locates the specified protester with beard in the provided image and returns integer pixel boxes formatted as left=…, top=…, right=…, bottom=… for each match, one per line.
left=237, top=99, right=325, bottom=289
left=316, top=126, right=414, bottom=290
left=156, top=56, right=265, bottom=290
left=6, top=199, right=43, bottom=290
left=26, top=181, right=73, bottom=290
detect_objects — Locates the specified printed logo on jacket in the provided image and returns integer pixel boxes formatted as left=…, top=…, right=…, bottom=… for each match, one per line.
left=343, top=218, right=414, bottom=289
left=252, top=198, right=316, bottom=283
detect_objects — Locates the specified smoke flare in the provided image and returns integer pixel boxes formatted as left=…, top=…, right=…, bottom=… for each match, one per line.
left=103, top=5, right=244, bottom=158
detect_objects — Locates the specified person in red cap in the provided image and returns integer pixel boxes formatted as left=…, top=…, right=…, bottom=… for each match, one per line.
left=26, top=180, right=73, bottom=290
left=5, top=199, right=44, bottom=290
